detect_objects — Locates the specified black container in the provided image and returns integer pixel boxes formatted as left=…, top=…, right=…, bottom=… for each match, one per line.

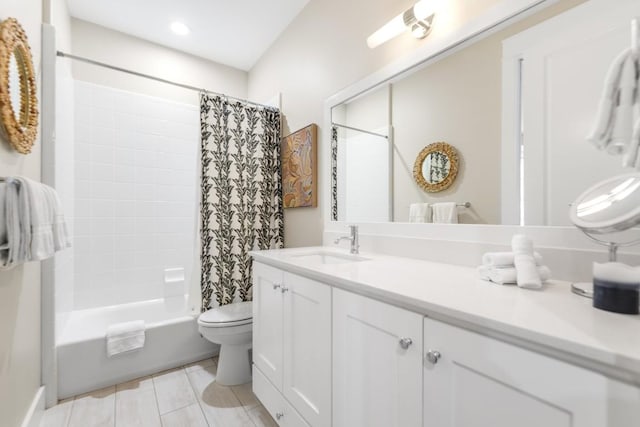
left=593, top=278, right=640, bottom=314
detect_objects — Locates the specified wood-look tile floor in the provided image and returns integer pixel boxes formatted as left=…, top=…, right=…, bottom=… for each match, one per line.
left=40, top=357, right=277, bottom=427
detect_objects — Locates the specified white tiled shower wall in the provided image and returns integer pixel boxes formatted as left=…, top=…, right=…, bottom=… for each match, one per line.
left=53, top=61, right=75, bottom=335
left=73, top=81, right=199, bottom=309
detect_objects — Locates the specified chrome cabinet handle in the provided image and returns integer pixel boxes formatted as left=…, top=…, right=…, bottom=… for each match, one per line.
left=275, top=412, right=284, bottom=420
left=272, top=283, right=281, bottom=290
left=426, top=350, right=441, bottom=364
left=281, top=286, right=289, bottom=293
left=399, top=337, right=413, bottom=349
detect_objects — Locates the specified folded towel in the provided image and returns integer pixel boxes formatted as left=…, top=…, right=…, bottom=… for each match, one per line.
left=512, top=234, right=542, bottom=289
left=0, top=177, right=71, bottom=270
left=432, top=202, right=458, bottom=224
left=0, top=181, right=21, bottom=269
left=482, top=251, right=543, bottom=267
left=478, top=265, right=552, bottom=285
left=106, top=320, right=146, bottom=357
left=409, top=203, right=431, bottom=223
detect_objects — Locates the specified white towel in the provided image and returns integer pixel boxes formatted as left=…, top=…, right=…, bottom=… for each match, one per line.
left=409, top=203, right=431, bottom=223
left=588, top=47, right=640, bottom=165
left=478, top=265, right=552, bottom=285
left=0, top=181, right=22, bottom=269
left=106, top=320, right=146, bottom=357
left=482, top=251, right=543, bottom=268
left=432, top=202, right=458, bottom=224
left=512, top=234, right=542, bottom=289
left=0, top=177, right=71, bottom=269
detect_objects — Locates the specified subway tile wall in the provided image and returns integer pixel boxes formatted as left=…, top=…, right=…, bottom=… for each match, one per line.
left=73, top=81, right=199, bottom=309
left=54, top=61, right=76, bottom=335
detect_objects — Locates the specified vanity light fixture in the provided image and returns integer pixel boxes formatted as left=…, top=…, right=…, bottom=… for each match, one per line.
left=170, top=21, right=190, bottom=36
left=367, top=0, right=436, bottom=49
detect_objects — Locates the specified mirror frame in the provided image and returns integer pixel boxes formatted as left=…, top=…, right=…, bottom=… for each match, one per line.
left=413, top=142, right=458, bottom=193
left=0, top=17, right=38, bottom=154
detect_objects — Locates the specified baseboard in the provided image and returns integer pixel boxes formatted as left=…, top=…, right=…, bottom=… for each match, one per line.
left=20, top=386, right=45, bottom=427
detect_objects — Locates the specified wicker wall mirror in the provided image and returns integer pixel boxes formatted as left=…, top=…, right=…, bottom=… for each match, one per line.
left=0, top=18, right=38, bottom=154
left=413, top=142, right=459, bottom=193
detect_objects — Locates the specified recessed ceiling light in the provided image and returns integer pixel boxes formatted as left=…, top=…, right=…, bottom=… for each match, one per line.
left=170, top=21, right=190, bottom=36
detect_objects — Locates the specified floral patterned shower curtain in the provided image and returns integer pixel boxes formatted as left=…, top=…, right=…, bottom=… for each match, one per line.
left=199, top=93, right=284, bottom=311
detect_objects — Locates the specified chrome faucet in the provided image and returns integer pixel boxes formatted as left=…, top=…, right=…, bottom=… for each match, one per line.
left=334, top=225, right=359, bottom=254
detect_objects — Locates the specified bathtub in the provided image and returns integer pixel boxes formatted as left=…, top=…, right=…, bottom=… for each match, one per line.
left=57, top=296, right=218, bottom=399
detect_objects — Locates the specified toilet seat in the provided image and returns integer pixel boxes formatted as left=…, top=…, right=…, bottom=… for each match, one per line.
left=198, top=301, right=253, bottom=328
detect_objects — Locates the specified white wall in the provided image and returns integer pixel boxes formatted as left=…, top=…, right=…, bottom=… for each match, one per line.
left=0, top=1, right=43, bottom=425
left=248, top=0, right=515, bottom=247
left=70, top=18, right=247, bottom=105
left=73, top=82, right=199, bottom=309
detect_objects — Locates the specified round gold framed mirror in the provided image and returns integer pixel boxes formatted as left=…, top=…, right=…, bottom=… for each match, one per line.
left=0, top=18, right=38, bottom=154
left=413, top=142, right=458, bottom=192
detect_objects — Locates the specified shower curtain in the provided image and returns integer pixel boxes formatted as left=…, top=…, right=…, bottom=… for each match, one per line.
left=199, top=93, right=284, bottom=311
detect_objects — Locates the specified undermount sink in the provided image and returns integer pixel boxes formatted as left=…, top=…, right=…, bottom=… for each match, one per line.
left=291, top=251, right=369, bottom=265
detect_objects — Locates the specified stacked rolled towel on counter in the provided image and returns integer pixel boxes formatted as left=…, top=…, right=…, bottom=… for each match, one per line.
left=478, top=235, right=551, bottom=287
left=0, top=176, right=71, bottom=269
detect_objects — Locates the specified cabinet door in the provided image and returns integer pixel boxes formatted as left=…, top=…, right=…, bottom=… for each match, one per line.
left=333, top=288, right=423, bottom=427
left=423, top=317, right=640, bottom=427
left=253, top=262, right=284, bottom=389
left=253, top=366, right=310, bottom=427
left=282, top=273, right=331, bottom=427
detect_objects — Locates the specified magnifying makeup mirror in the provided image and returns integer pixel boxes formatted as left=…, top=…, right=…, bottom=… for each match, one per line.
left=570, top=172, right=640, bottom=259
left=569, top=172, right=640, bottom=313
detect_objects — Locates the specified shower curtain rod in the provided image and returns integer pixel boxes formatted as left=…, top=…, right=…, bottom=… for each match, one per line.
left=56, top=51, right=278, bottom=111
left=332, top=122, right=388, bottom=139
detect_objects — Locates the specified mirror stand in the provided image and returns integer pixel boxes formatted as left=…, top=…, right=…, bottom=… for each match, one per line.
left=580, top=232, right=640, bottom=262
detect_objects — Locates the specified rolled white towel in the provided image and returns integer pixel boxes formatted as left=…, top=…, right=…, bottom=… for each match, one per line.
left=482, top=251, right=543, bottom=267
left=512, top=234, right=542, bottom=289
left=487, top=266, right=551, bottom=285
left=409, top=203, right=431, bottom=223
left=106, top=320, right=145, bottom=357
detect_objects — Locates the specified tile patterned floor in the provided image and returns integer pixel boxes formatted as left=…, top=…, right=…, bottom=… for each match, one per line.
left=40, top=357, right=277, bottom=427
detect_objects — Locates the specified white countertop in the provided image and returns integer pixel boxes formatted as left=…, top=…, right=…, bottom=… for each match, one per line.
left=250, top=247, right=640, bottom=384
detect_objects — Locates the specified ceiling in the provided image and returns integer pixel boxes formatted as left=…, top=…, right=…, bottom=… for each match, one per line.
left=66, top=0, right=310, bottom=71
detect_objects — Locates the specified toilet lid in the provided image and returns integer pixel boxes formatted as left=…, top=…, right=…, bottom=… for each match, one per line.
left=199, top=301, right=253, bottom=325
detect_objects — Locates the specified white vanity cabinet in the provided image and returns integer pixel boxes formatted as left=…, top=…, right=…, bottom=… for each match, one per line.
left=252, top=262, right=331, bottom=427
left=423, top=317, right=640, bottom=427
left=332, top=288, right=423, bottom=427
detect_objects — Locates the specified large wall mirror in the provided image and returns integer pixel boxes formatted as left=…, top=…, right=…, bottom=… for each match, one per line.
left=330, top=0, right=639, bottom=226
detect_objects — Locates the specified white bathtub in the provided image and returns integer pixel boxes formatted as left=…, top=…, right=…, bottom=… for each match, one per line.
left=57, top=296, right=217, bottom=399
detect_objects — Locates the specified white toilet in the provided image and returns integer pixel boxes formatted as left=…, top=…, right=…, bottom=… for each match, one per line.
left=197, top=301, right=253, bottom=386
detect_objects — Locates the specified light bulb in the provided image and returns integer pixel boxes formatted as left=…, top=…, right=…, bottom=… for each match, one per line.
left=367, top=0, right=436, bottom=49
left=367, top=14, right=406, bottom=49
left=413, top=0, right=435, bottom=21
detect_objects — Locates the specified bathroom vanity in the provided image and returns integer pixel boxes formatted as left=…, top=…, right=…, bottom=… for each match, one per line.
left=250, top=248, right=640, bottom=427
